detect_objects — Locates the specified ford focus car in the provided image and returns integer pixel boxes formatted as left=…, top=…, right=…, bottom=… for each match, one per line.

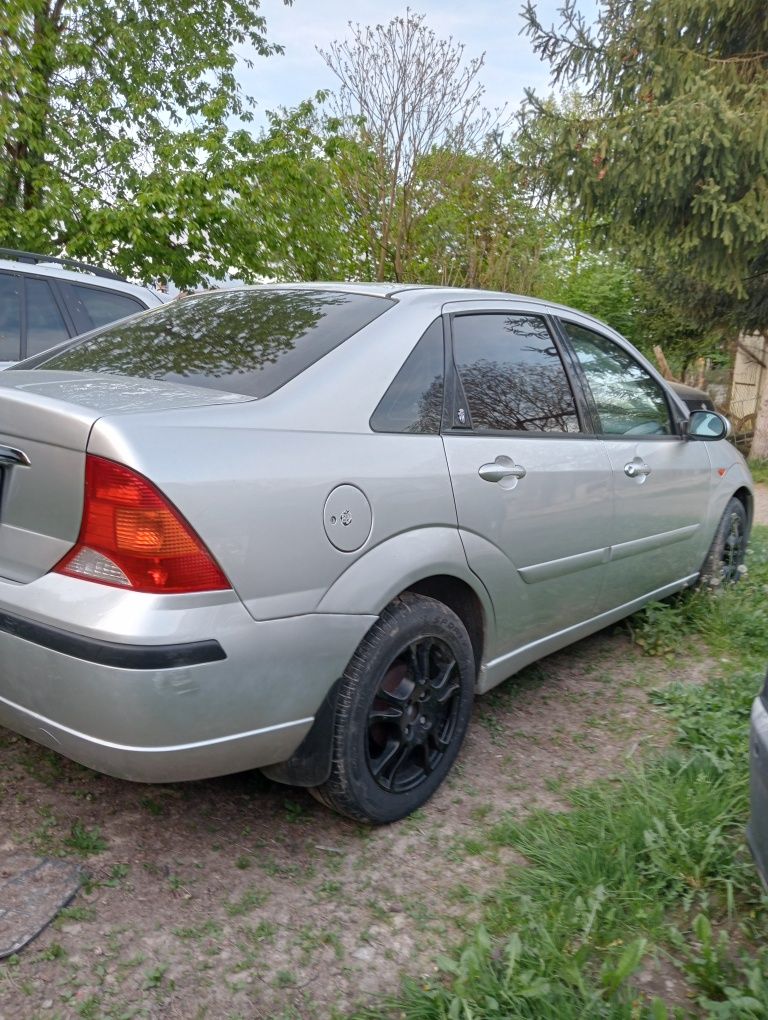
left=0, top=284, right=753, bottom=823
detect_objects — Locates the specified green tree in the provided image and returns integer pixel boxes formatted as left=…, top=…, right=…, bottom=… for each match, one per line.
left=404, top=146, right=558, bottom=294
left=229, top=97, right=364, bottom=282
left=520, top=0, right=768, bottom=317
left=0, top=0, right=291, bottom=286
left=318, top=12, right=501, bottom=282
left=521, top=0, right=768, bottom=450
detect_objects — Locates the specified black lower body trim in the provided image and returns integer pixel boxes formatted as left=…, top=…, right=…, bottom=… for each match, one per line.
left=0, top=610, right=226, bottom=669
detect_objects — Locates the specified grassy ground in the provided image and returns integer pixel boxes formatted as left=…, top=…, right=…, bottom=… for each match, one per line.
left=356, top=528, right=768, bottom=1019
left=747, top=460, right=768, bottom=486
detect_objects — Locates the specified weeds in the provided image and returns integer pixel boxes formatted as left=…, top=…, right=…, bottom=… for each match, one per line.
left=64, top=821, right=107, bottom=856
left=670, top=913, right=768, bottom=1016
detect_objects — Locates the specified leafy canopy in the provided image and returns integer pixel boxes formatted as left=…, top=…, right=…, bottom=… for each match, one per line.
left=0, top=0, right=291, bottom=285
left=521, top=0, right=768, bottom=329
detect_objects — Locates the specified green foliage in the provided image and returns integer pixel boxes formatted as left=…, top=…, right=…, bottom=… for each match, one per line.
left=491, top=753, right=749, bottom=928
left=546, top=255, right=638, bottom=339
left=64, top=820, right=107, bottom=855
left=521, top=0, right=768, bottom=332
left=403, top=148, right=558, bottom=294
left=230, top=97, right=365, bottom=282
left=747, top=460, right=768, bottom=485
left=359, top=920, right=654, bottom=1019
left=630, top=599, right=691, bottom=659
left=521, top=1, right=768, bottom=296
left=632, top=527, right=768, bottom=665
left=0, top=0, right=292, bottom=286
left=670, top=914, right=768, bottom=1017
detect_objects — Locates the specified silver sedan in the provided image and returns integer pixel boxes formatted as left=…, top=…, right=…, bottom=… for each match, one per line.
left=0, top=284, right=753, bottom=823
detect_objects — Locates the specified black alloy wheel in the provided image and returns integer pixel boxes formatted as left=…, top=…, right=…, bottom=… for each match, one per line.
left=366, top=637, right=461, bottom=794
left=312, top=592, right=476, bottom=824
left=721, top=507, right=748, bottom=583
left=700, top=496, right=749, bottom=587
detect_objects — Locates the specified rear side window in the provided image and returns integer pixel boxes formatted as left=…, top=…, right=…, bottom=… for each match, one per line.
left=370, top=319, right=444, bottom=433
left=452, top=313, right=580, bottom=433
left=25, top=278, right=69, bottom=356
left=69, top=284, right=145, bottom=328
left=31, top=289, right=393, bottom=397
left=0, top=273, right=21, bottom=360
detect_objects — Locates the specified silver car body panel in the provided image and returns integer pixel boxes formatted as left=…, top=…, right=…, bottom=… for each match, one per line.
left=443, top=433, right=613, bottom=655
left=90, top=421, right=460, bottom=621
left=479, top=571, right=699, bottom=692
left=0, top=284, right=754, bottom=780
left=748, top=696, right=768, bottom=888
left=0, top=571, right=375, bottom=781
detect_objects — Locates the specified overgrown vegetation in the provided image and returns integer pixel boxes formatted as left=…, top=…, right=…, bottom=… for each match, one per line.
left=747, top=461, right=768, bottom=487
left=356, top=527, right=768, bottom=1019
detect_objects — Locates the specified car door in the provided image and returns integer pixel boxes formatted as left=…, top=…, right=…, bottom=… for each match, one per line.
left=557, top=317, right=713, bottom=610
left=440, top=303, right=614, bottom=662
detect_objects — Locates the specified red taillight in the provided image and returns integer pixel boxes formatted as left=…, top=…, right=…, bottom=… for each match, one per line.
left=54, top=455, right=231, bottom=594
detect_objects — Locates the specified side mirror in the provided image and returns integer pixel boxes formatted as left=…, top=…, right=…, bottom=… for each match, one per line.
left=687, top=409, right=731, bottom=441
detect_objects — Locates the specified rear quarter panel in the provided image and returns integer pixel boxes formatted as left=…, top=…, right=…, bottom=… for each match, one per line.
left=87, top=296, right=466, bottom=621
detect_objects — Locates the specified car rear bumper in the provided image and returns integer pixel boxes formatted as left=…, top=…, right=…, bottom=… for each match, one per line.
left=747, top=696, right=768, bottom=889
left=0, top=574, right=375, bottom=782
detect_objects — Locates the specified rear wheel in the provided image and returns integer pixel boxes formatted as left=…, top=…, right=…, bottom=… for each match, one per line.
left=700, top=497, right=748, bottom=587
left=312, top=593, right=475, bottom=824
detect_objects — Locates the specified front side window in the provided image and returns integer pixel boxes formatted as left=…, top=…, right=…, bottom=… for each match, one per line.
left=0, top=273, right=21, bottom=360
left=451, top=313, right=580, bottom=433
left=370, top=319, right=444, bottom=433
left=563, top=322, right=673, bottom=436
left=27, top=289, right=393, bottom=398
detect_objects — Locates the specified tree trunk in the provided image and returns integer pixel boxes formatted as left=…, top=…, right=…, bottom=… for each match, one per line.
left=749, top=333, right=768, bottom=460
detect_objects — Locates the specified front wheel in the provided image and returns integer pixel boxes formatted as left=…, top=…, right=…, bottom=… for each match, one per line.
left=312, top=593, right=476, bottom=824
left=699, top=496, right=749, bottom=587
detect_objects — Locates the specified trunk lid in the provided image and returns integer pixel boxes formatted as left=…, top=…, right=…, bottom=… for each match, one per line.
left=0, top=371, right=250, bottom=582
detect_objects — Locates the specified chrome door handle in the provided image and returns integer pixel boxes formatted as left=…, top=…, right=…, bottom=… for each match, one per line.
left=478, top=458, right=527, bottom=483
left=624, top=460, right=651, bottom=478
left=0, top=445, right=30, bottom=467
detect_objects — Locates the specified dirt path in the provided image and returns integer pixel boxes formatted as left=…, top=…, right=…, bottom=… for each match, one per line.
left=0, top=627, right=711, bottom=1020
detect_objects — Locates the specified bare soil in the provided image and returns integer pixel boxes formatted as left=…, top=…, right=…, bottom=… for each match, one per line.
left=0, top=624, right=715, bottom=1020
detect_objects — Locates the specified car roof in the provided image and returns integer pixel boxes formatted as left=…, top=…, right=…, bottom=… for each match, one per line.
left=0, top=256, right=165, bottom=305
left=180, top=281, right=605, bottom=321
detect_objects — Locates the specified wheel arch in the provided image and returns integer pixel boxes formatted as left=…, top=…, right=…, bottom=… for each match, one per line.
left=732, top=486, right=754, bottom=530
left=315, top=527, right=496, bottom=655
left=267, top=534, right=494, bottom=790
left=403, top=574, right=485, bottom=673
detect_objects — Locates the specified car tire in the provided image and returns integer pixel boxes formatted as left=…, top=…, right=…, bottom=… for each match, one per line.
left=311, top=592, right=476, bottom=824
left=699, top=496, right=749, bottom=587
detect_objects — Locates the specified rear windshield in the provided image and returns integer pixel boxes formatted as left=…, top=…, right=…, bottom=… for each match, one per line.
left=27, top=288, right=393, bottom=397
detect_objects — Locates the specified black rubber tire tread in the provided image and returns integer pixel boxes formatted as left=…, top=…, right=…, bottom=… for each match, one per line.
left=310, top=592, right=475, bottom=825
left=699, top=496, right=748, bottom=587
